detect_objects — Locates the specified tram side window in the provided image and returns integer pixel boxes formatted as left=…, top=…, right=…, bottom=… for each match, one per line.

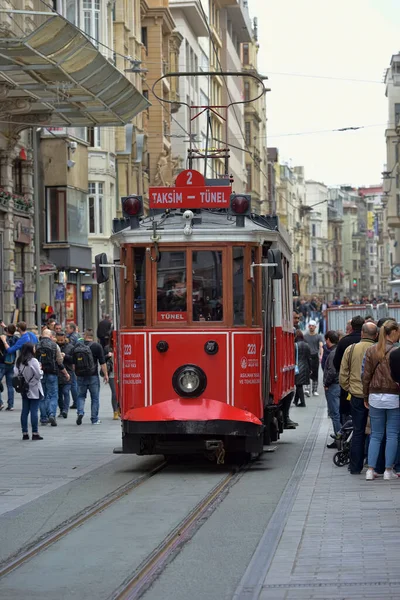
left=251, top=248, right=257, bottom=325
left=192, top=251, right=223, bottom=321
left=133, top=248, right=146, bottom=325
left=233, top=247, right=245, bottom=325
left=157, top=251, right=187, bottom=318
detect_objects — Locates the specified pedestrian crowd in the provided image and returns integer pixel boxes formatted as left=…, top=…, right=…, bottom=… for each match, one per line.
left=294, top=311, right=400, bottom=481
left=0, top=314, right=117, bottom=440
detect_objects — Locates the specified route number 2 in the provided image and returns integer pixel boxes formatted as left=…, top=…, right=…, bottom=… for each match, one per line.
left=187, top=171, right=193, bottom=185
left=247, top=343, right=256, bottom=355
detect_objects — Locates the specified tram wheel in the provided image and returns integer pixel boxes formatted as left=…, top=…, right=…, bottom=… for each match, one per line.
left=333, top=451, right=350, bottom=467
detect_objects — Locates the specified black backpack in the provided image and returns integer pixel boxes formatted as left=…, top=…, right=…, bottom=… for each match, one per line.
left=12, top=366, right=33, bottom=394
left=73, top=342, right=95, bottom=377
left=36, top=338, right=58, bottom=374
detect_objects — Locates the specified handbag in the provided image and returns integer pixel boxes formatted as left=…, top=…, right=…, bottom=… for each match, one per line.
left=295, top=343, right=299, bottom=375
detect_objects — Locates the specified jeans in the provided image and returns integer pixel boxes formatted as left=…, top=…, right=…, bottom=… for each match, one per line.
left=325, top=383, right=341, bottom=435
left=70, top=371, right=78, bottom=406
left=294, top=384, right=305, bottom=406
left=350, top=395, right=368, bottom=474
left=77, top=375, right=100, bottom=423
left=368, top=405, right=400, bottom=469
left=109, top=378, right=118, bottom=412
left=0, top=363, right=14, bottom=408
left=58, top=383, right=71, bottom=413
left=42, top=373, right=59, bottom=419
left=21, top=394, right=40, bottom=433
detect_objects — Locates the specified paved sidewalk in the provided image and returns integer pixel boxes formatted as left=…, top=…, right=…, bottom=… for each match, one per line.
left=0, top=383, right=121, bottom=516
left=259, top=411, right=400, bottom=599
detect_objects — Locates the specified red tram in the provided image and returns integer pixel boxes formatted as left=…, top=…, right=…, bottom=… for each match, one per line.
left=95, top=72, right=297, bottom=460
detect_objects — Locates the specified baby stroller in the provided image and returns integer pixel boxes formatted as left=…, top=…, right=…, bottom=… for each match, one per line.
left=332, top=417, right=353, bottom=467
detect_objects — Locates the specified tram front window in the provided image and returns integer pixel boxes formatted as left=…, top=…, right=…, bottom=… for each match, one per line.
left=192, top=251, right=223, bottom=322
left=157, top=252, right=187, bottom=319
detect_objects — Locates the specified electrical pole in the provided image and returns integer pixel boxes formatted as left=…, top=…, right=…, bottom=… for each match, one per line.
left=33, top=128, right=41, bottom=328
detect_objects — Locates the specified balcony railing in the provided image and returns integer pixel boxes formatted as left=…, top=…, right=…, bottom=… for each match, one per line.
left=0, top=188, right=32, bottom=212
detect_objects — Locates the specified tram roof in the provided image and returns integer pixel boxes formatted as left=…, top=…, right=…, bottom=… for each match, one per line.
left=111, top=209, right=292, bottom=254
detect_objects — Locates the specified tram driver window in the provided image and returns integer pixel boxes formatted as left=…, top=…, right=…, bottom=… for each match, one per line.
left=157, top=252, right=187, bottom=317
left=192, top=251, right=223, bottom=322
left=133, top=248, right=146, bottom=325
left=233, top=247, right=244, bottom=325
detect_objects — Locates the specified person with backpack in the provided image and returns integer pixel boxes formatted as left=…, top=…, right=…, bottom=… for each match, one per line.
left=13, top=343, right=43, bottom=440
left=1, top=321, right=38, bottom=357
left=73, top=328, right=108, bottom=425
left=56, top=331, right=74, bottom=419
left=36, top=329, right=69, bottom=426
left=0, top=324, right=18, bottom=410
left=104, top=339, right=118, bottom=419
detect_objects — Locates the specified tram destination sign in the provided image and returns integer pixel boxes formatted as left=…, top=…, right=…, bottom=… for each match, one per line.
left=149, top=169, right=231, bottom=210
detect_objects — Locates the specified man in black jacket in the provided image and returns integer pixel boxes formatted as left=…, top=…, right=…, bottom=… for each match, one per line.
left=333, top=315, right=364, bottom=424
left=323, top=330, right=341, bottom=447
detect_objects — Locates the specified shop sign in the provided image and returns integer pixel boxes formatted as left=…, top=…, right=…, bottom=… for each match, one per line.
left=55, top=285, right=65, bottom=300
left=14, top=216, right=31, bottom=244
left=14, top=279, right=24, bottom=299
left=83, top=285, right=92, bottom=300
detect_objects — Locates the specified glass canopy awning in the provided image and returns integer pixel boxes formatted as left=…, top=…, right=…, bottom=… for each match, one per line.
left=0, top=12, right=151, bottom=126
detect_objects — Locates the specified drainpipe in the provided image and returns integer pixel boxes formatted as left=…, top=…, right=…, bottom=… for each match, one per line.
left=33, top=128, right=41, bottom=328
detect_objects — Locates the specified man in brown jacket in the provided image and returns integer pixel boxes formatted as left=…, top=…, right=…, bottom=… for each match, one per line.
left=339, top=322, right=377, bottom=474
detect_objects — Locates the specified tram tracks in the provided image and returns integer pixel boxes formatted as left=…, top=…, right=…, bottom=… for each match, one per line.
left=0, top=457, right=249, bottom=600
left=0, top=459, right=168, bottom=580
left=111, top=465, right=247, bottom=600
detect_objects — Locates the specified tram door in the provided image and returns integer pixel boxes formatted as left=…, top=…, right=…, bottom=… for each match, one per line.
left=261, top=263, right=273, bottom=406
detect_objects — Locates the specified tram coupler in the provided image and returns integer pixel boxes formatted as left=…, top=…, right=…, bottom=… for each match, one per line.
left=205, top=440, right=225, bottom=464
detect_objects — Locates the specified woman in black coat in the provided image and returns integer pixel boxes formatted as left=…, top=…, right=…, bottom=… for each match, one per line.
left=294, top=329, right=312, bottom=407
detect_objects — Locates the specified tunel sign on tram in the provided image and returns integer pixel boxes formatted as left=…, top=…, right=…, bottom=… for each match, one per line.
left=149, top=170, right=231, bottom=209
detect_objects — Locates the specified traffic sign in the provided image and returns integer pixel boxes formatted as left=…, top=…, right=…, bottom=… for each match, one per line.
left=149, top=169, right=231, bottom=210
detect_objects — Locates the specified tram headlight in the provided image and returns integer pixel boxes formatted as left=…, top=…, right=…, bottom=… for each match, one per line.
left=172, top=365, right=207, bottom=398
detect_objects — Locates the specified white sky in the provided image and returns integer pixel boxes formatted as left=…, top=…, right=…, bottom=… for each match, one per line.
left=250, top=0, right=400, bottom=186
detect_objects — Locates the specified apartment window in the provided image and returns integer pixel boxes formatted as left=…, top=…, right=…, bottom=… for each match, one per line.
left=141, top=27, right=148, bottom=53
left=353, top=259, right=357, bottom=271
left=47, top=187, right=67, bottom=242
left=88, top=182, right=103, bottom=234
left=246, top=164, right=252, bottom=193
left=12, top=159, right=23, bottom=195
left=244, top=81, right=250, bottom=102
left=311, top=224, right=316, bottom=237
left=321, top=249, right=324, bottom=262
left=87, top=126, right=101, bottom=148
left=200, top=50, right=209, bottom=72
left=312, top=247, right=316, bottom=261
left=322, top=274, right=325, bottom=288
left=371, top=275, right=374, bottom=284
left=352, top=241, right=357, bottom=252
left=245, top=121, right=251, bottom=146
left=370, top=260, right=374, bottom=267
left=242, top=43, right=249, bottom=65
left=65, top=0, right=77, bottom=24
left=83, top=0, right=100, bottom=46
left=395, top=103, right=400, bottom=126
left=313, top=272, right=317, bottom=286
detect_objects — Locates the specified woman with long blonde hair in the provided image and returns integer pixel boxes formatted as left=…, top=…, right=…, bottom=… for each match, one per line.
left=362, top=320, right=400, bottom=481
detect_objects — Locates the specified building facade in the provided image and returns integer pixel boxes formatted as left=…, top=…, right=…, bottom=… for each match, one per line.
left=385, top=54, right=400, bottom=268
left=241, top=18, right=268, bottom=213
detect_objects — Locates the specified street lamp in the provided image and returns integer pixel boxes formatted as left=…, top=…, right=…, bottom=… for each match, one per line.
left=382, top=168, right=396, bottom=209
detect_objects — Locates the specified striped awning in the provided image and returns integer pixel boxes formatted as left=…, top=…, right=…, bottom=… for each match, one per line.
left=0, top=13, right=150, bottom=127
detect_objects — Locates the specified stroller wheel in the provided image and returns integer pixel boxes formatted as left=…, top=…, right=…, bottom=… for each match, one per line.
left=333, top=451, right=350, bottom=467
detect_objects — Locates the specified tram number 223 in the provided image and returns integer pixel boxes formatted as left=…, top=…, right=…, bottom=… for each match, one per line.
left=247, top=343, right=257, bottom=355
left=124, top=344, right=132, bottom=356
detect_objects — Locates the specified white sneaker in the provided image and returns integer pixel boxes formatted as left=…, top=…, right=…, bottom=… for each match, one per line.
left=92, top=420, right=102, bottom=425
left=305, top=389, right=310, bottom=397
left=366, top=468, right=377, bottom=480
left=383, top=469, right=399, bottom=480
left=313, top=391, right=319, bottom=396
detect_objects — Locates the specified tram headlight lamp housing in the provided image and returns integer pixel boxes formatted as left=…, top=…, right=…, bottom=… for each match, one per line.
left=172, top=364, right=207, bottom=398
